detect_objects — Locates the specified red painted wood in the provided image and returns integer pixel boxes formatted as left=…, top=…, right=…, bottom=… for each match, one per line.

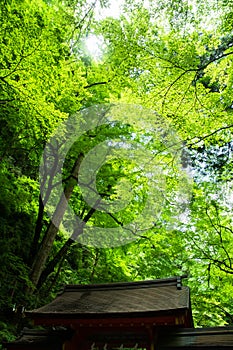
left=32, top=312, right=189, bottom=327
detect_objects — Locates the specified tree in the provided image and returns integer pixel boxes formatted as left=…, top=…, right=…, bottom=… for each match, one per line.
left=92, top=0, right=233, bottom=326
left=0, top=0, right=111, bottom=315
left=1, top=0, right=233, bottom=340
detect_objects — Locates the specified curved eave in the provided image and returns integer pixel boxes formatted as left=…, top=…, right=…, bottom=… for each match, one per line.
left=27, top=308, right=193, bottom=328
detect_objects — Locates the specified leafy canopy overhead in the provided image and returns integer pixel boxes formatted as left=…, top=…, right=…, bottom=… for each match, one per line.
left=0, top=0, right=233, bottom=341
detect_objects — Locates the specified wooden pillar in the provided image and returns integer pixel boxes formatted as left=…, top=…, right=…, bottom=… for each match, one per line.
left=63, top=328, right=89, bottom=350
left=147, top=326, right=156, bottom=350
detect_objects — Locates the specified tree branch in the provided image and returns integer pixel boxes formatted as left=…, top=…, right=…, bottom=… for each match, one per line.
left=84, top=81, right=108, bottom=89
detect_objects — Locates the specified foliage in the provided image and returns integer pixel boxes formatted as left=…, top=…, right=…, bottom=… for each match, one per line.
left=1, top=0, right=233, bottom=344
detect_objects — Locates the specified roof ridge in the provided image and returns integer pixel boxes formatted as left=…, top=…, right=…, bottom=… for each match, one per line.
left=61, top=275, right=188, bottom=293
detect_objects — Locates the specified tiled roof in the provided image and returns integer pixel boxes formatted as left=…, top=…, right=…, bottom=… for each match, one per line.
left=27, top=276, right=190, bottom=317
left=158, top=327, right=233, bottom=348
left=3, top=329, right=73, bottom=350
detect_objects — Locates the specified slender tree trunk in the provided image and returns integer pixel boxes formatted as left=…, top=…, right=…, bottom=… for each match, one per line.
left=37, top=207, right=96, bottom=289
left=29, top=153, right=84, bottom=290
left=28, top=195, right=44, bottom=265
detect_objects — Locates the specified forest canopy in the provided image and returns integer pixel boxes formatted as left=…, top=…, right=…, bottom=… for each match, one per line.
left=0, top=0, right=233, bottom=342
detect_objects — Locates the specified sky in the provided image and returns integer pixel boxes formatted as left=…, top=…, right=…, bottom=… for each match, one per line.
left=85, top=0, right=124, bottom=58
left=94, top=0, right=123, bottom=20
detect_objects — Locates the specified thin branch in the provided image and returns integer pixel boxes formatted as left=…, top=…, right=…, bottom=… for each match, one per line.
left=186, top=124, right=233, bottom=147
left=84, top=81, right=108, bottom=89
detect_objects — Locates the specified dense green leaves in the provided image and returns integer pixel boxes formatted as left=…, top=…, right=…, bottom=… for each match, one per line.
left=1, top=0, right=233, bottom=344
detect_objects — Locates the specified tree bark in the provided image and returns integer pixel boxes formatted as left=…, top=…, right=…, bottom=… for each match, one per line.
left=37, top=206, right=96, bottom=289
left=29, top=153, right=84, bottom=289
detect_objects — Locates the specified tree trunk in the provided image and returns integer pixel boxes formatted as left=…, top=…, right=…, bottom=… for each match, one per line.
left=29, top=153, right=84, bottom=290
left=37, top=207, right=96, bottom=289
